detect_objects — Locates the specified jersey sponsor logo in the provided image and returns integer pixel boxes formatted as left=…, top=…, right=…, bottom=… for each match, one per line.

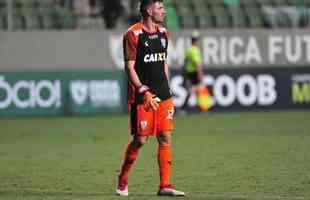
left=0, top=76, right=61, bottom=109
left=144, top=53, right=166, bottom=63
left=149, top=34, right=158, bottom=40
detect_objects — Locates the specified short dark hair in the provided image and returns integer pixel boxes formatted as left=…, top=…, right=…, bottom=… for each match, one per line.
left=139, top=0, right=164, bottom=18
left=191, top=30, right=200, bottom=43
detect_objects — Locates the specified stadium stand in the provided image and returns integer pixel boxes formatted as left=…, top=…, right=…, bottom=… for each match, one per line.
left=0, top=1, right=6, bottom=29
left=164, top=0, right=180, bottom=29
left=0, top=0, right=309, bottom=30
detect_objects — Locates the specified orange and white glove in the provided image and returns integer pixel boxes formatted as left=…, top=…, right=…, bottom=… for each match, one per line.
left=143, top=91, right=161, bottom=111
left=138, top=85, right=161, bottom=112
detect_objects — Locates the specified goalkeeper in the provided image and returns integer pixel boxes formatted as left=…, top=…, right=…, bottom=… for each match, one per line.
left=116, top=0, right=185, bottom=197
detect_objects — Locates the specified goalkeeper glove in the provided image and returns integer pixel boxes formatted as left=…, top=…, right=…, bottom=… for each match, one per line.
left=138, top=85, right=161, bottom=112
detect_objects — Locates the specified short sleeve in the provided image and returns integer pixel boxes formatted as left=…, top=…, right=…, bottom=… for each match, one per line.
left=193, top=49, right=202, bottom=64
left=123, top=31, right=138, bottom=61
left=186, top=48, right=202, bottom=65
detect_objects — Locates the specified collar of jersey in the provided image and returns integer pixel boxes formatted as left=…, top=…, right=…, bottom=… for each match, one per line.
left=140, top=21, right=159, bottom=34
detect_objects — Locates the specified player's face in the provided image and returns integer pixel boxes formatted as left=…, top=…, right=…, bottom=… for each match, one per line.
left=150, top=2, right=166, bottom=24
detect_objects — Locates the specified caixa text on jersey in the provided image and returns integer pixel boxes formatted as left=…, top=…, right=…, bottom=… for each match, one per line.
left=143, top=53, right=166, bottom=63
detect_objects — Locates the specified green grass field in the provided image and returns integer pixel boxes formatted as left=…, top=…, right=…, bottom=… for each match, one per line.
left=0, top=111, right=310, bottom=200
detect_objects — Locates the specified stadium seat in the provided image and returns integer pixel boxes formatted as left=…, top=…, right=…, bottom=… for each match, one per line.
left=0, top=1, right=4, bottom=14
left=165, top=5, right=180, bottom=29
left=191, top=0, right=208, bottom=8
left=272, top=0, right=288, bottom=6
left=35, top=1, right=54, bottom=29
left=23, top=13, right=41, bottom=30
left=0, top=12, right=6, bottom=30
left=197, top=13, right=214, bottom=28
left=177, top=6, right=197, bottom=28
left=245, top=6, right=265, bottom=27
left=12, top=12, right=25, bottom=30
left=0, top=2, right=8, bottom=30
left=40, top=13, right=54, bottom=29
left=165, top=0, right=180, bottom=29
left=1, top=0, right=309, bottom=30
left=13, top=0, right=23, bottom=11
left=286, top=0, right=304, bottom=6
left=172, top=0, right=191, bottom=7
left=256, top=0, right=274, bottom=6
left=228, top=5, right=248, bottom=27
left=193, top=4, right=214, bottom=28
left=0, top=0, right=5, bottom=11
left=299, top=7, right=310, bottom=27
left=207, top=0, right=224, bottom=6
left=8, top=0, right=39, bottom=30
left=20, top=1, right=42, bottom=29
left=53, top=6, right=76, bottom=29
left=211, top=5, right=231, bottom=28
left=239, top=0, right=257, bottom=5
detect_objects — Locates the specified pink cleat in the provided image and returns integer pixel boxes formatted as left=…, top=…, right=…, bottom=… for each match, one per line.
left=116, top=177, right=128, bottom=196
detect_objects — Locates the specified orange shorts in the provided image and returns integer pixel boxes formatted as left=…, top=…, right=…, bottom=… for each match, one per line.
left=129, top=98, right=174, bottom=136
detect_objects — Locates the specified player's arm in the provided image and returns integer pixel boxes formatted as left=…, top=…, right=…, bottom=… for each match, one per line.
left=123, top=31, right=144, bottom=89
left=125, top=60, right=143, bottom=89
left=125, top=61, right=161, bottom=111
left=164, top=62, right=169, bottom=83
left=164, top=30, right=171, bottom=83
left=194, top=51, right=204, bottom=83
left=197, top=62, right=204, bottom=83
left=123, top=31, right=160, bottom=111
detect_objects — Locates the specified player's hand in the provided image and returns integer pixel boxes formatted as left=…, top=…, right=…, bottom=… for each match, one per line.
left=143, top=91, right=161, bottom=112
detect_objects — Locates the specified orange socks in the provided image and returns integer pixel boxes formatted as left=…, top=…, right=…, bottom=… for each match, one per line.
left=119, top=142, right=141, bottom=182
left=158, top=144, right=172, bottom=188
left=119, top=141, right=172, bottom=188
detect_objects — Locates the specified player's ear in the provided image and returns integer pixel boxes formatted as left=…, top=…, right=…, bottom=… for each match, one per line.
left=146, top=5, right=153, bottom=16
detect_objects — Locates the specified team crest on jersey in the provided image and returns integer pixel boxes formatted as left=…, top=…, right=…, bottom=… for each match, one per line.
left=161, top=38, right=166, bottom=48
left=166, top=108, right=174, bottom=120
left=140, top=121, right=148, bottom=129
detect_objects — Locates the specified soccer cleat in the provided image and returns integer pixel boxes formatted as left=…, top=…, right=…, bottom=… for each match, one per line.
left=157, top=185, right=186, bottom=196
left=116, top=178, right=129, bottom=196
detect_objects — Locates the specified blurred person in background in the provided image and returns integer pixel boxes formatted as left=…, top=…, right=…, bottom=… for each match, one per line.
left=101, top=0, right=124, bottom=29
left=116, top=0, right=185, bottom=197
left=128, top=0, right=141, bottom=24
left=180, top=30, right=205, bottom=112
left=72, top=0, right=91, bottom=28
